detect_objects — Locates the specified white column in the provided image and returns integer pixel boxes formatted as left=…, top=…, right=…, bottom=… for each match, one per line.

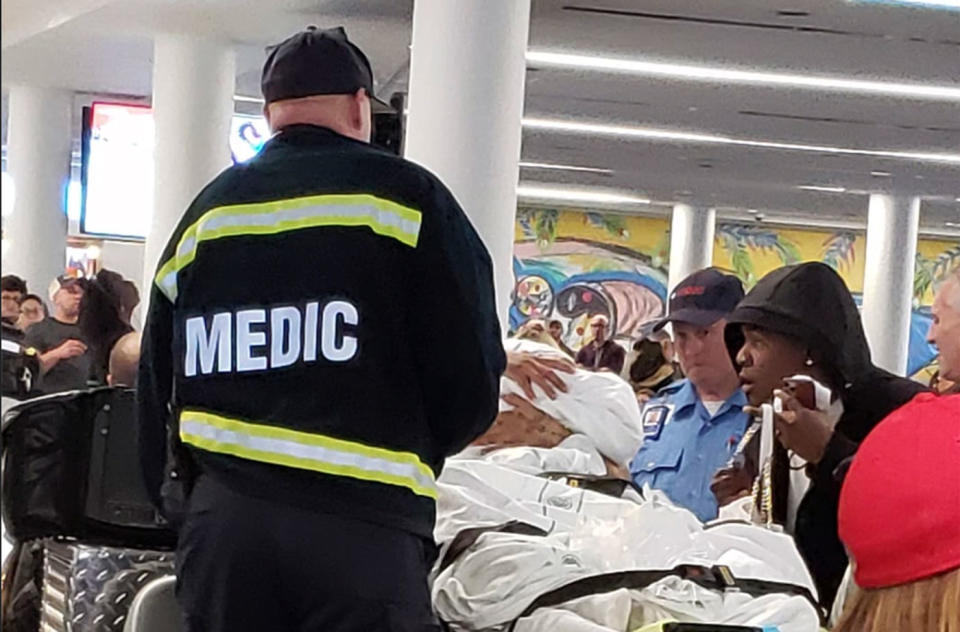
left=404, top=0, right=531, bottom=327
left=2, top=86, right=72, bottom=292
left=142, top=35, right=235, bottom=297
left=861, top=194, right=920, bottom=375
left=668, top=204, right=716, bottom=292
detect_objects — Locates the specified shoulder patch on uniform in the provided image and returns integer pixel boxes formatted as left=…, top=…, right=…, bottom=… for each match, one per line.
left=657, top=380, right=685, bottom=396
left=641, top=404, right=673, bottom=440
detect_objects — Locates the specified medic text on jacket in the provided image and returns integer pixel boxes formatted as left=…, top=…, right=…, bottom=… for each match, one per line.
left=184, top=299, right=359, bottom=377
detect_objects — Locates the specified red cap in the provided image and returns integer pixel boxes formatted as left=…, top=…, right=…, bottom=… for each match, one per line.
left=839, top=393, right=960, bottom=588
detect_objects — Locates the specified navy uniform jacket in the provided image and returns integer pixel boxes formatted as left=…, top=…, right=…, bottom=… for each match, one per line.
left=629, top=379, right=749, bottom=522
left=137, top=124, right=506, bottom=538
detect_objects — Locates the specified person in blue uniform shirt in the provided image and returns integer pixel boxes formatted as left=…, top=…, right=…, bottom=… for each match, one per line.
left=629, top=268, right=749, bottom=522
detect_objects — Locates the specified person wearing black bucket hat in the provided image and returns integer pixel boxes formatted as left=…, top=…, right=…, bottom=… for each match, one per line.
left=138, top=25, right=504, bottom=632
left=627, top=268, right=750, bottom=523
left=713, top=261, right=927, bottom=611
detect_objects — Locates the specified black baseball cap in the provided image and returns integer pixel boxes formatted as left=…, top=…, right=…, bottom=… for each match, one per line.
left=47, top=275, right=85, bottom=302
left=652, top=268, right=745, bottom=332
left=261, top=26, right=392, bottom=113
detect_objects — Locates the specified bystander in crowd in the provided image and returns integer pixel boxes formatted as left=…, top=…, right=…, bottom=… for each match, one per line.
left=714, top=262, right=926, bottom=609
left=575, top=314, right=625, bottom=373
left=22, top=275, right=90, bottom=394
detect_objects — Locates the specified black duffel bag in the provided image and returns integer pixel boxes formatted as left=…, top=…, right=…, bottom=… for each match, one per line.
left=1, top=387, right=176, bottom=549
left=1, top=337, right=41, bottom=400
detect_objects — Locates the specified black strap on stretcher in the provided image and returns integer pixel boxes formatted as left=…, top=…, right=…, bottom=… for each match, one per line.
left=507, top=564, right=826, bottom=630
left=436, top=521, right=550, bottom=574
left=537, top=472, right=644, bottom=498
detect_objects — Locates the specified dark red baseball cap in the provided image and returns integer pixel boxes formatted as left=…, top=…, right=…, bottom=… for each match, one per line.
left=652, top=268, right=745, bottom=332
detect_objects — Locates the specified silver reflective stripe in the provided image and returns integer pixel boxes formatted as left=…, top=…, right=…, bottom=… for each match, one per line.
left=156, top=271, right=178, bottom=301
left=153, top=194, right=422, bottom=304
left=176, top=234, right=197, bottom=260
left=179, top=418, right=437, bottom=499
left=199, top=204, right=421, bottom=240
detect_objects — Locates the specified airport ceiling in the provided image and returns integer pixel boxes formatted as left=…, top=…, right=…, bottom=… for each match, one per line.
left=1, top=0, right=958, bottom=234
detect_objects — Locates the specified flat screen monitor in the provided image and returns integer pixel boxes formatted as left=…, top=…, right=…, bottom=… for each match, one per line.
left=80, top=103, right=155, bottom=240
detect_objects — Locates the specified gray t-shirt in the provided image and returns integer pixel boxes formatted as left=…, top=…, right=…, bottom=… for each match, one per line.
left=23, top=318, right=92, bottom=394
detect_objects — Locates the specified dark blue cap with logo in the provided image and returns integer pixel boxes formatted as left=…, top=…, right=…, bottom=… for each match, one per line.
left=652, top=268, right=745, bottom=332
left=261, top=26, right=392, bottom=112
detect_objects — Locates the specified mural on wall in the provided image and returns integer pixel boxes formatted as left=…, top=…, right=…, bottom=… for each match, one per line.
left=714, top=224, right=801, bottom=286
left=513, top=206, right=960, bottom=379
left=512, top=208, right=669, bottom=350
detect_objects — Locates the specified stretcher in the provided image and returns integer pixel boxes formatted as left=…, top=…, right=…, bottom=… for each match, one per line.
left=432, top=347, right=824, bottom=632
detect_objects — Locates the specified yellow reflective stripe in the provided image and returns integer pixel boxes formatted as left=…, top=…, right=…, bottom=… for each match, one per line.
left=179, top=410, right=437, bottom=500
left=153, top=194, right=422, bottom=302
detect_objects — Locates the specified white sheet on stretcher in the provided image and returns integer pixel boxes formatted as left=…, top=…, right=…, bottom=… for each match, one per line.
left=435, top=456, right=643, bottom=544
left=433, top=457, right=820, bottom=632
left=458, top=434, right=608, bottom=477
left=499, top=339, right=645, bottom=466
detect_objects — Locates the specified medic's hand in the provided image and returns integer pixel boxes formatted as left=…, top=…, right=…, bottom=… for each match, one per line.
left=769, top=389, right=834, bottom=464
left=504, top=351, right=575, bottom=400
left=710, top=465, right=753, bottom=507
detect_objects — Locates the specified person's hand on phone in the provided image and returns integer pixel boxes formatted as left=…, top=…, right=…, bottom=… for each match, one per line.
left=710, top=464, right=754, bottom=507
left=503, top=351, right=575, bottom=400
left=744, top=389, right=834, bottom=464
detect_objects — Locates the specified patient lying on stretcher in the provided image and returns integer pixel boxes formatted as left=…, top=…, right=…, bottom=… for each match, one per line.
left=468, top=333, right=646, bottom=479
left=434, top=337, right=823, bottom=631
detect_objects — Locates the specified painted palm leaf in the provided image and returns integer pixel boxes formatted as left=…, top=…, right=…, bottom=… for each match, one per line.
left=718, top=224, right=801, bottom=263
left=534, top=209, right=560, bottom=249
left=731, top=247, right=755, bottom=285
left=716, top=226, right=756, bottom=284
left=932, top=245, right=960, bottom=281
left=585, top=212, right=629, bottom=239
left=914, top=253, right=934, bottom=304
left=652, top=228, right=671, bottom=270
left=821, top=232, right=857, bottom=272
left=716, top=224, right=801, bottom=281
left=516, top=207, right=536, bottom=240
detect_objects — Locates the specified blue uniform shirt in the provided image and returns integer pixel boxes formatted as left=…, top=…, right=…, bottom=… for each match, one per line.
left=629, top=379, right=750, bottom=522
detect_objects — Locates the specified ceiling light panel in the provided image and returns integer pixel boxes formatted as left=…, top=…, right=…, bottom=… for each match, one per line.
left=522, top=117, right=960, bottom=165
left=851, top=0, right=960, bottom=10
left=517, top=184, right=651, bottom=205
left=519, top=161, right=614, bottom=174
left=798, top=185, right=848, bottom=192
left=526, top=50, right=960, bottom=101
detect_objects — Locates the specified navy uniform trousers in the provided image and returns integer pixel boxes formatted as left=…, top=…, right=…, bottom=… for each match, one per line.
left=176, top=476, right=443, bottom=632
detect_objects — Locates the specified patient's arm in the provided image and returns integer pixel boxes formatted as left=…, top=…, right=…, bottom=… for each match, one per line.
left=471, top=394, right=572, bottom=450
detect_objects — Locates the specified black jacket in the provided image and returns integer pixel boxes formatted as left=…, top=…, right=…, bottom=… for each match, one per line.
left=728, top=262, right=926, bottom=609
left=138, top=125, right=506, bottom=538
